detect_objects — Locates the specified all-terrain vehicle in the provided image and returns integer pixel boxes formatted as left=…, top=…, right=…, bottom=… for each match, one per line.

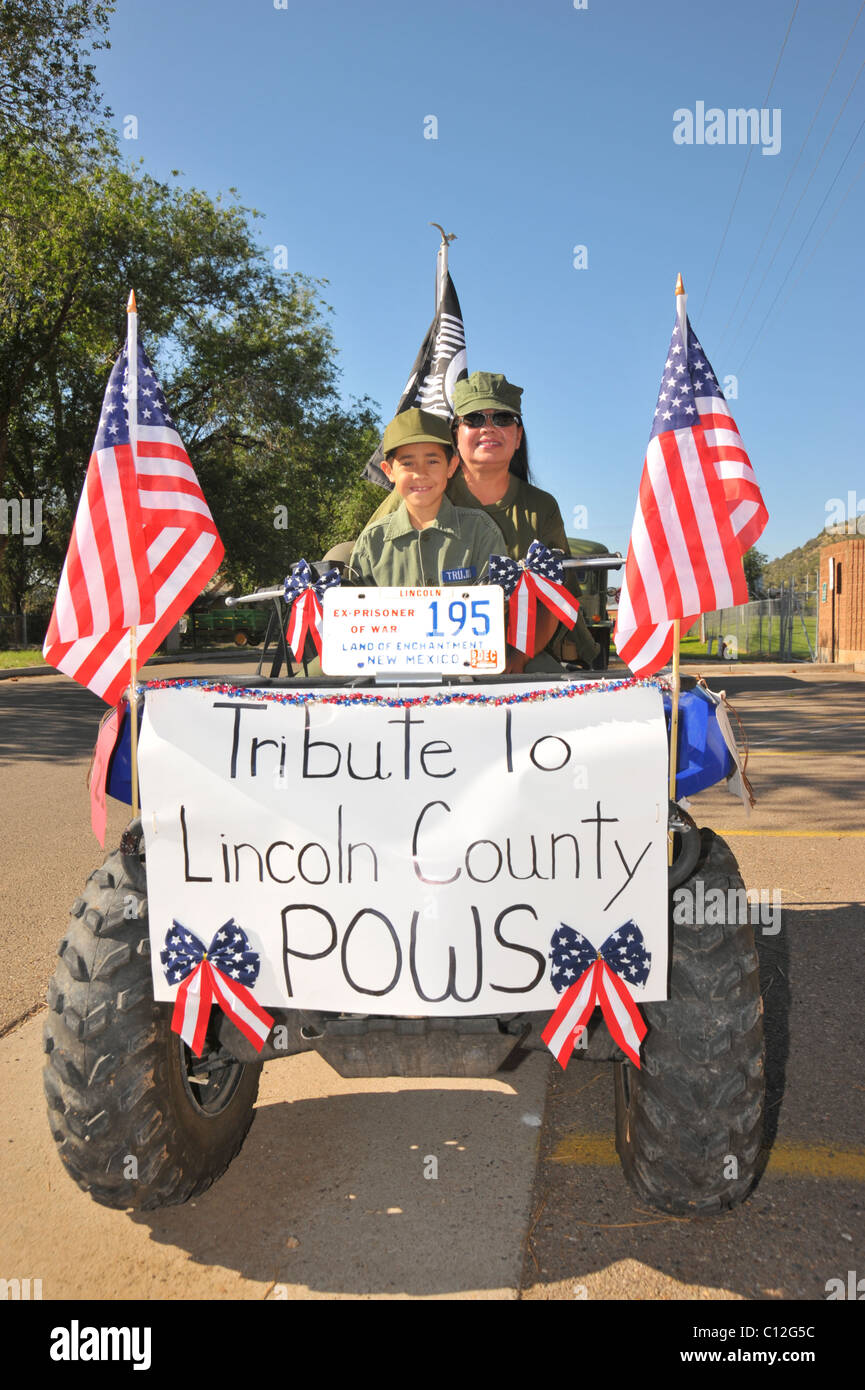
left=564, top=538, right=620, bottom=669
left=43, top=572, right=764, bottom=1218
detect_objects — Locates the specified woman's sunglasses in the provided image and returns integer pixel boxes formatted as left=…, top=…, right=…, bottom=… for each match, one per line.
left=456, top=411, right=522, bottom=429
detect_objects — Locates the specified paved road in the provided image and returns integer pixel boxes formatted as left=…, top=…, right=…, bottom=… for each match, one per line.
left=523, top=662, right=865, bottom=1303
left=1, top=659, right=863, bottom=1305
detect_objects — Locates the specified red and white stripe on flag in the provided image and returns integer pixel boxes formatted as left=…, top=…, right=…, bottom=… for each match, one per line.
left=614, top=306, right=767, bottom=678
left=44, top=335, right=223, bottom=703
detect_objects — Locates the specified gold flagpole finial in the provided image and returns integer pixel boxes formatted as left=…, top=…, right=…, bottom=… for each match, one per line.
left=127, top=289, right=137, bottom=313
left=675, top=273, right=685, bottom=296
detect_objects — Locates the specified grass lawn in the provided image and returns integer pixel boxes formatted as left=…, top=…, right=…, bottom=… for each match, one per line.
left=676, top=616, right=817, bottom=662
left=0, top=648, right=45, bottom=669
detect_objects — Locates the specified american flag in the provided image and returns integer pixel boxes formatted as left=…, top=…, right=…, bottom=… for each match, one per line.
left=43, top=313, right=224, bottom=703
left=363, top=269, right=467, bottom=487
left=614, top=294, right=768, bottom=676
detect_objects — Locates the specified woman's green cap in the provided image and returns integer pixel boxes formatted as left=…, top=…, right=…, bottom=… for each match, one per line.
left=452, top=371, right=523, bottom=417
left=382, top=407, right=454, bottom=454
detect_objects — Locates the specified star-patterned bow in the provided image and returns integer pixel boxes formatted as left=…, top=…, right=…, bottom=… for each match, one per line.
left=488, top=540, right=580, bottom=655
left=283, top=559, right=342, bottom=662
left=541, top=921, right=649, bottom=1069
left=161, top=919, right=274, bottom=1057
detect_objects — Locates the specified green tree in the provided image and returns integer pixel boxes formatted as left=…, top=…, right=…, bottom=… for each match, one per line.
left=0, top=0, right=114, bottom=149
left=0, top=4, right=382, bottom=637
left=0, top=149, right=382, bottom=629
left=742, top=546, right=768, bottom=598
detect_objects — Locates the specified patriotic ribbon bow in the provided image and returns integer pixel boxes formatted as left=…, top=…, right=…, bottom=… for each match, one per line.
left=488, top=540, right=580, bottom=655
left=283, top=558, right=342, bottom=662
left=161, top=918, right=274, bottom=1057
left=541, top=921, right=650, bottom=1070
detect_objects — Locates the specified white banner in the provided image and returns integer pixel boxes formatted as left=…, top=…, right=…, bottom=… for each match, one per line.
left=139, top=682, right=670, bottom=1014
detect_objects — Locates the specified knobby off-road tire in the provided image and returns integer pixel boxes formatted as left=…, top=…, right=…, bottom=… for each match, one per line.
left=43, top=826, right=263, bottom=1210
left=614, top=828, right=765, bottom=1215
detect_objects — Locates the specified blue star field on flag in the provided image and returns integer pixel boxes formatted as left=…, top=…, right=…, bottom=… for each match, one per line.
left=161, top=919, right=262, bottom=989
left=650, top=318, right=726, bottom=440
left=94, top=343, right=176, bottom=452
left=549, top=921, right=651, bottom=993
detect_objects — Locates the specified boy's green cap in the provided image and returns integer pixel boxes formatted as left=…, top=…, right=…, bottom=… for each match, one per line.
left=382, top=408, right=454, bottom=455
left=452, top=371, right=523, bottom=417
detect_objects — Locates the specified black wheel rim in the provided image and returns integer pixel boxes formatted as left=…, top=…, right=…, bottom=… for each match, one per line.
left=176, top=1027, right=245, bottom=1116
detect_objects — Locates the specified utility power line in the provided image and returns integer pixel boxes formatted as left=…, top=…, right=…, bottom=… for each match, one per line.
left=697, top=0, right=800, bottom=321
left=729, top=51, right=865, bottom=354
left=739, top=111, right=865, bottom=368
left=716, top=0, right=865, bottom=350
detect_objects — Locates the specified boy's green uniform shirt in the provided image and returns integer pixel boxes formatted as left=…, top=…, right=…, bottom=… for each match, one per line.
left=349, top=494, right=504, bottom=587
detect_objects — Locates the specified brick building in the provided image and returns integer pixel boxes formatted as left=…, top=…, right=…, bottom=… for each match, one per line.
left=817, top=536, right=865, bottom=663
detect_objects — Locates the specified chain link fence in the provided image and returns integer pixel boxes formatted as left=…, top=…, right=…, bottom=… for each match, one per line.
left=0, top=606, right=50, bottom=648
left=703, top=588, right=817, bottom=661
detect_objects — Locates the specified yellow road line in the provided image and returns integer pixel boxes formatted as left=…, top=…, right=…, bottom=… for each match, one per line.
left=551, top=1134, right=618, bottom=1166
left=748, top=749, right=865, bottom=756
left=767, top=1143, right=865, bottom=1180
left=748, top=750, right=824, bottom=756
left=713, top=829, right=865, bottom=838
left=549, top=1134, right=865, bottom=1180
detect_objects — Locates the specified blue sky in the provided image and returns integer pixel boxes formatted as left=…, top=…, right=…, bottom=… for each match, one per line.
left=95, top=0, right=865, bottom=562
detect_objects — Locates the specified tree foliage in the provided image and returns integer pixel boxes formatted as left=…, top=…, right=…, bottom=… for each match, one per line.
left=0, top=0, right=114, bottom=149
left=0, top=145, right=383, bottom=618
left=0, top=3, right=384, bottom=632
left=742, top=547, right=768, bottom=598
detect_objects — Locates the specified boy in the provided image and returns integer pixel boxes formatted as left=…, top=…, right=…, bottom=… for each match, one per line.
left=349, top=408, right=504, bottom=587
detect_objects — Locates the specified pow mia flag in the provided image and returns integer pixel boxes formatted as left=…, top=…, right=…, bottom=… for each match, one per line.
left=363, top=271, right=468, bottom=487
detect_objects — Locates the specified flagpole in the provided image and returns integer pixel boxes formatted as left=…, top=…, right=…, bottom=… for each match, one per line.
left=667, top=273, right=687, bottom=865
left=126, top=289, right=141, bottom=821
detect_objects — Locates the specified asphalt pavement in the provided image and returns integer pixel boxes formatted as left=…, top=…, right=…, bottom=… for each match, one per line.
left=522, top=661, right=865, bottom=1302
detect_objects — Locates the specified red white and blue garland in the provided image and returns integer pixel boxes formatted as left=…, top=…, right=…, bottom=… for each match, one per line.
left=161, top=918, right=274, bottom=1056
left=143, top=674, right=670, bottom=709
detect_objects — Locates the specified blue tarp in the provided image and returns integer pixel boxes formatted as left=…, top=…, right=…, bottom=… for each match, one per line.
left=663, top=685, right=734, bottom=797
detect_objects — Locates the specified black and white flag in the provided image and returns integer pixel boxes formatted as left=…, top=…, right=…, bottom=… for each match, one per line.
left=363, top=271, right=468, bottom=487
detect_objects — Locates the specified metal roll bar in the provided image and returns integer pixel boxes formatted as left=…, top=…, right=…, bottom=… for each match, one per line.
left=224, top=555, right=624, bottom=607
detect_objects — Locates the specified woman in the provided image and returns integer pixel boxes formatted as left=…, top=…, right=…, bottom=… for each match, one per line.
left=362, top=371, right=600, bottom=668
